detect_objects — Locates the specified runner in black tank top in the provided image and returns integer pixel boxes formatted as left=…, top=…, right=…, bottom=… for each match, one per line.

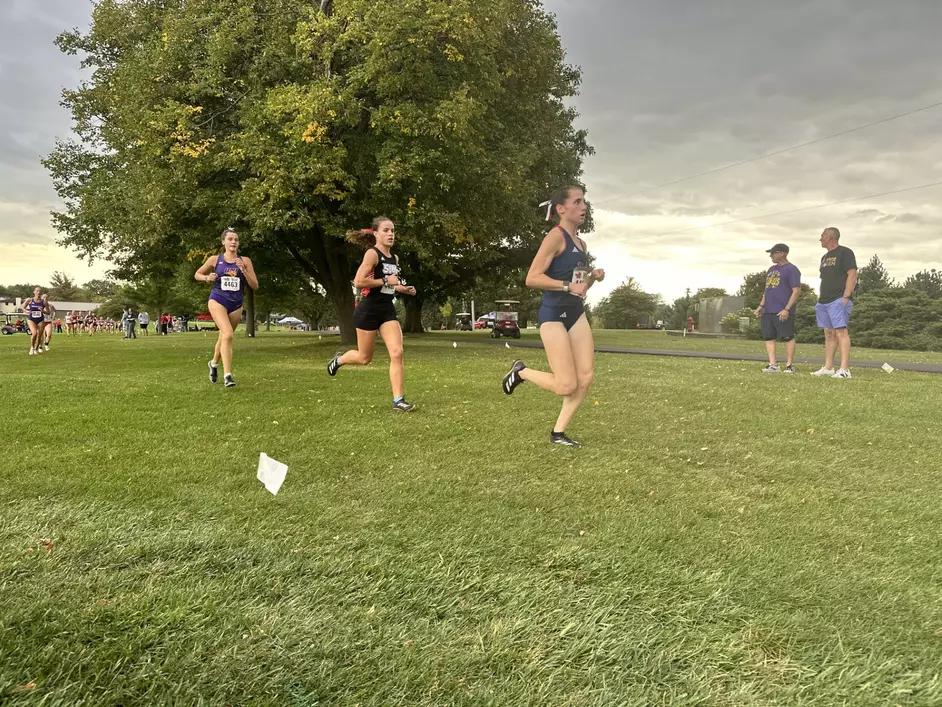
left=327, top=217, right=419, bottom=412
left=500, top=186, right=606, bottom=447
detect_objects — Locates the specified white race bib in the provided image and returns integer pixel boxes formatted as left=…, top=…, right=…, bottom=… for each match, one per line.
left=220, top=276, right=241, bottom=292
left=572, top=268, right=588, bottom=285
left=381, top=263, right=397, bottom=295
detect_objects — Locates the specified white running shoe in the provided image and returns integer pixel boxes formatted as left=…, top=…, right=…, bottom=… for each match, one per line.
left=29, top=348, right=35, bottom=356
left=44, top=344, right=49, bottom=352
left=36, top=347, right=43, bottom=355
left=761, top=364, right=781, bottom=373
left=833, top=369, right=852, bottom=379
left=810, top=367, right=835, bottom=377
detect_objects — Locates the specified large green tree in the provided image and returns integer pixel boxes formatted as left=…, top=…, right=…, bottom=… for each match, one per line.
left=903, top=269, right=942, bottom=299
left=46, top=0, right=591, bottom=343
left=736, top=271, right=766, bottom=310
left=593, top=278, right=660, bottom=329
left=48, top=272, right=82, bottom=301
left=856, top=255, right=893, bottom=296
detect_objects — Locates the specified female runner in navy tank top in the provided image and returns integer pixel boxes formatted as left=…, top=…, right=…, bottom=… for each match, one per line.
left=501, top=186, right=605, bottom=447
left=195, top=229, right=259, bottom=388
left=22, top=286, right=49, bottom=356
left=327, top=216, right=419, bottom=412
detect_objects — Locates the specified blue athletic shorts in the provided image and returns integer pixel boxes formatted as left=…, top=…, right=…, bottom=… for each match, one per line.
left=538, top=303, right=585, bottom=332
left=209, top=292, right=243, bottom=314
left=815, top=299, right=853, bottom=329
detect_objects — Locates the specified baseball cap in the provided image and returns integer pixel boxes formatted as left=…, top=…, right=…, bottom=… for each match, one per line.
left=766, top=243, right=789, bottom=254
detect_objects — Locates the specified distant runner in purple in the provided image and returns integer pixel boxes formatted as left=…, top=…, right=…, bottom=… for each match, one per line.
left=195, top=229, right=259, bottom=388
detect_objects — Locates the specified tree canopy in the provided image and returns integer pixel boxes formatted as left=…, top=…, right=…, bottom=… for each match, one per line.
left=45, top=0, right=592, bottom=342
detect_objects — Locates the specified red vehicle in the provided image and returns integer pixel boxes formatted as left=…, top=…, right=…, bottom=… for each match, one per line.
left=491, top=300, right=521, bottom=339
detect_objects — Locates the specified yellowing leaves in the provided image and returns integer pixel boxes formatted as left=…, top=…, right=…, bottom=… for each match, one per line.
left=302, top=122, right=328, bottom=144
left=443, top=44, right=464, bottom=62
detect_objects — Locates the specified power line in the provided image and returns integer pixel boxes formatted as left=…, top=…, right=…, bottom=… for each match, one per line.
left=644, top=180, right=942, bottom=239
left=594, top=100, right=942, bottom=206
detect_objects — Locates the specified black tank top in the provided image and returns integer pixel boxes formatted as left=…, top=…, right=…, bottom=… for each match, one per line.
left=361, top=248, right=398, bottom=304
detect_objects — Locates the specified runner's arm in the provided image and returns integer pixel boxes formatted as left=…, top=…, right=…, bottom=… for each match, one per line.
left=195, top=256, right=217, bottom=282
left=525, top=230, right=566, bottom=291
left=352, top=249, right=388, bottom=289
left=239, top=256, right=259, bottom=290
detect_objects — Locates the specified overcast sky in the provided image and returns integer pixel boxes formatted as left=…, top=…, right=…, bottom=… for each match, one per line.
left=2, top=0, right=941, bottom=301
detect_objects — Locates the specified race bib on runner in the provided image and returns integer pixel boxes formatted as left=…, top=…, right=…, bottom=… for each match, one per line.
left=381, top=264, right=397, bottom=295
left=572, top=264, right=588, bottom=286
left=220, top=276, right=241, bottom=292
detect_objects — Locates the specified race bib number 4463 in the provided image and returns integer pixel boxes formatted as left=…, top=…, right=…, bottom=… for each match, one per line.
left=220, top=276, right=241, bottom=292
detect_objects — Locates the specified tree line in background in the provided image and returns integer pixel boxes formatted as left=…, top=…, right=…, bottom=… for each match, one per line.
left=584, top=255, right=942, bottom=352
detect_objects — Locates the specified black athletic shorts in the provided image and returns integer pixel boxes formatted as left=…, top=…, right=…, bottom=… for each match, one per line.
left=354, top=301, right=398, bottom=331
left=761, top=311, right=795, bottom=341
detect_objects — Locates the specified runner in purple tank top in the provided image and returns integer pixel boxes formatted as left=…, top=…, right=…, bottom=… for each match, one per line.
left=195, top=229, right=259, bottom=388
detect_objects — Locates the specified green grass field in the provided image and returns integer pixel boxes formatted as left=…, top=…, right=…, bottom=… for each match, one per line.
left=443, top=328, right=942, bottom=365
left=2, top=330, right=941, bottom=705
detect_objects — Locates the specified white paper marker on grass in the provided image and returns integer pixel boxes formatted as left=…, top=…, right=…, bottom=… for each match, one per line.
left=882, top=363, right=895, bottom=374
left=257, top=453, right=288, bottom=495
left=453, top=341, right=457, bottom=348
left=505, top=342, right=510, bottom=349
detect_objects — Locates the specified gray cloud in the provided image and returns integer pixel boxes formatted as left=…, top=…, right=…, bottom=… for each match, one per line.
left=2, top=0, right=942, bottom=296
left=542, top=0, right=942, bottom=298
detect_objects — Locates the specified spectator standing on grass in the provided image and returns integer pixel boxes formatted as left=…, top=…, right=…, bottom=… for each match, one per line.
left=127, top=309, right=137, bottom=339
left=812, top=227, right=858, bottom=379
left=755, top=243, right=801, bottom=374
left=121, top=308, right=129, bottom=339
left=139, top=310, right=149, bottom=336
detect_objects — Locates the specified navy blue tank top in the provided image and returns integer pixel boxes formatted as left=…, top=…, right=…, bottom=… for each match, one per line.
left=27, top=298, right=46, bottom=320
left=541, top=228, right=590, bottom=307
left=210, top=255, right=245, bottom=303
left=361, top=248, right=398, bottom=305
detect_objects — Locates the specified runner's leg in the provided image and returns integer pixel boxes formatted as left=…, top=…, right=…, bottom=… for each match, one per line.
left=552, top=315, right=594, bottom=433
left=378, top=320, right=405, bottom=399
left=519, top=322, right=578, bottom=396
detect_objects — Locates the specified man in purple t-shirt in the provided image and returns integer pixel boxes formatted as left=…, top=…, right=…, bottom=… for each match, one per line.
left=755, top=243, right=801, bottom=373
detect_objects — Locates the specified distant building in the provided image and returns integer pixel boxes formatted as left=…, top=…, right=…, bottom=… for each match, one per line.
left=698, top=296, right=745, bottom=334
left=0, top=297, right=101, bottom=317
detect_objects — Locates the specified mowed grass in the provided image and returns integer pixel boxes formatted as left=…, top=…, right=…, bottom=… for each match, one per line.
left=2, top=331, right=941, bottom=705
left=442, top=328, right=942, bottom=365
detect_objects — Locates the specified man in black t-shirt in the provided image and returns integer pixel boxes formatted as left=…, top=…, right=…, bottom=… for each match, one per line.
left=812, top=227, right=858, bottom=379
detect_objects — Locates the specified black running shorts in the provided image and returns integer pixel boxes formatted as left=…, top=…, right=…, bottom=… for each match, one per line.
left=354, top=301, right=399, bottom=331
left=761, top=311, right=796, bottom=341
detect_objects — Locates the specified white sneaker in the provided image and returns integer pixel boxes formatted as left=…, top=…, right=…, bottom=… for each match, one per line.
left=36, top=347, right=43, bottom=355
left=761, top=364, right=781, bottom=373
left=29, top=348, right=35, bottom=356
left=44, top=344, right=49, bottom=352
left=810, top=367, right=835, bottom=377
left=833, top=369, right=852, bottom=379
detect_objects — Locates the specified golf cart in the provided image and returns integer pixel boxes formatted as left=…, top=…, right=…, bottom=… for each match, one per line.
left=455, top=313, right=473, bottom=331
left=491, top=300, right=521, bottom=339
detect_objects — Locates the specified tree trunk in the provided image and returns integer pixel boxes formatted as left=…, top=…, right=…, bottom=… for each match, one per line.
left=325, top=278, right=356, bottom=343
left=245, top=288, right=256, bottom=337
left=403, top=295, right=424, bottom=334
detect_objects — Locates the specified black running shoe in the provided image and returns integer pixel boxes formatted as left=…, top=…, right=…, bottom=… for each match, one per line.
left=392, top=398, right=415, bottom=412
left=502, top=360, right=526, bottom=395
left=551, top=431, right=581, bottom=447
left=224, top=373, right=236, bottom=388
left=328, top=351, right=343, bottom=376
left=208, top=361, right=218, bottom=384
